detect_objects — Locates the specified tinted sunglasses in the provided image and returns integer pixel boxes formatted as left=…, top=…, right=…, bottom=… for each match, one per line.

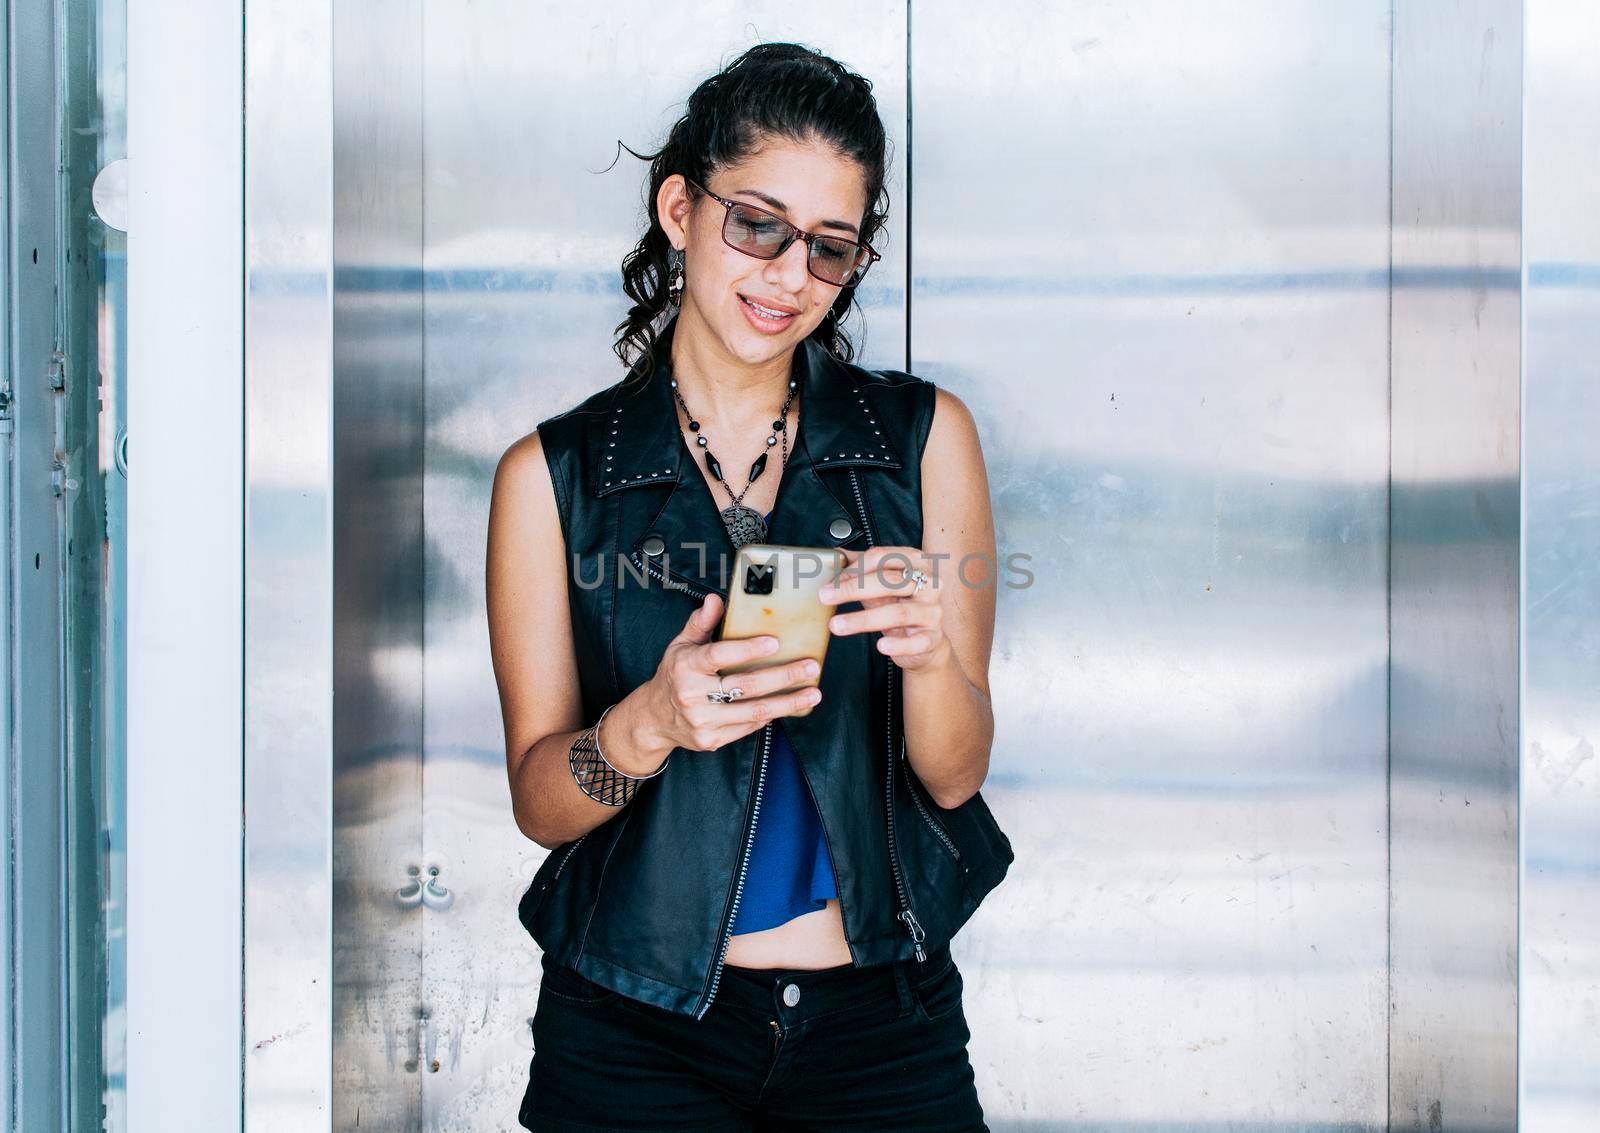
left=684, top=175, right=880, bottom=288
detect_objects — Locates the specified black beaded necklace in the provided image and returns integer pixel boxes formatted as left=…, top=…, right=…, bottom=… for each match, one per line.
left=670, top=371, right=797, bottom=548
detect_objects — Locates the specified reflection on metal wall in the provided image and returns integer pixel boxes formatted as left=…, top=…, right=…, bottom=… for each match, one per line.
left=916, top=2, right=1391, bottom=1126
left=239, top=3, right=1545, bottom=1130
left=1390, top=4, right=1521, bottom=1130
left=417, top=6, right=906, bottom=1127
left=332, top=1, right=428, bottom=1129
left=1523, top=2, right=1600, bottom=1127
left=243, top=1, right=337, bottom=1127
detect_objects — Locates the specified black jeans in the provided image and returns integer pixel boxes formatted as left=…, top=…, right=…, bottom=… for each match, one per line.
left=519, top=941, right=989, bottom=1132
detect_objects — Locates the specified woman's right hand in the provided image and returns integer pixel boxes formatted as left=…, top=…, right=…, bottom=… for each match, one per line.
left=637, top=592, right=823, bottom=757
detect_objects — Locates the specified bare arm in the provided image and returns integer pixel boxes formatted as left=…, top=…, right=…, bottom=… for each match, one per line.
left=486, top=431, right=674, bottom=849
left=899, top=387, right=997, bottom=808
left=486, top=430, right=821, bottom=848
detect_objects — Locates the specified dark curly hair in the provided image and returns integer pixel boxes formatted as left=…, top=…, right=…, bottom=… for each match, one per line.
left=610, top=42, right=891, bottom=385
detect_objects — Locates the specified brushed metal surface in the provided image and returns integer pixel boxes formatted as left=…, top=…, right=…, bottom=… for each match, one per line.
left=416, top=6, right=906, bottom=1127
left=331, top=2, right=428, bottom=1129
left=915, top=2, right=1391, bottom=1126
left=1390, top=4, right=1522, bottom=1130
left=243, top=3, right=337, bottom=1128
left=1522, top=2, right=1600, bottom=1128
left=235, top=3, right=1546, bottom=1129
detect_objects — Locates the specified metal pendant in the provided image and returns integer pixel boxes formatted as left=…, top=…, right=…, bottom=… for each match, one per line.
left=721, top=503, right=768, bottom=548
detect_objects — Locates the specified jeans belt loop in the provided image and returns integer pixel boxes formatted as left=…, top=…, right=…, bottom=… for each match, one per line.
left=892, top=959, right=915, bottom=1015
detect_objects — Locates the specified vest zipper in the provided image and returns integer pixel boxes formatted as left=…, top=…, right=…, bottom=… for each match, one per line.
left=884, top=662, right=926, bottom=961
left=535, top=831, right=590, bottom=925
left=626, top=546, right=773, bottom=1015
left=550, top=832, right=588, bottom=884
left=904, top=753, right=962, bottom=863
left=629, top=548, right=727, bottom=600
left=695, top=720, right=774, bottom=1021
left=846, top=466, right=876, bottom=544
left=628, top=545, right=791, bottom=1013
left=848, top=467, right=928, bottom=964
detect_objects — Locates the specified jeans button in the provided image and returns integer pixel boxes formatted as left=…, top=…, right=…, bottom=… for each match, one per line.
left=782, top=982, right=801, bottom=1007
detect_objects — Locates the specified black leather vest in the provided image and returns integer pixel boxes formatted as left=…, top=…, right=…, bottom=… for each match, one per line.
left=519, top=314, right=1015, bottom=1020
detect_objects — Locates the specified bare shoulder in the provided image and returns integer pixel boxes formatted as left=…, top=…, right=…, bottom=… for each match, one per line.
left=922, top=386, right=990, bottom=503
left=486, top=427, right=567, bottom=632
left=495, top=427, right=546, bottom=487
left=490, top=429, right=560, bottom=536
left=920, top=384, right=996, bottom=578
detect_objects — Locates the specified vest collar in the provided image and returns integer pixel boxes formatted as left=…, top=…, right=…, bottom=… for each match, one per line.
left=591, top=314, right=903, bottom=499
left=593, top=314, right=904, bottom=597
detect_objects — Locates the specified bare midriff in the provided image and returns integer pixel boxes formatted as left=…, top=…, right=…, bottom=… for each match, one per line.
left=724, top=897, right=854, bottom=969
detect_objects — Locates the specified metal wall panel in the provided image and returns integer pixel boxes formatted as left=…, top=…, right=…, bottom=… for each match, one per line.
left=417, top=7, right=907, bottom=1127
left=1522, top=2, right=1600, bottom=1128
left=1390, top=4, right=1522, bottom=1130
left=244, top=1, right=336, bottom=1129
left=246, top=3, right=432, bottom=1129
left=233, top=3, right=1547, bottom=1129
left=331, top=2, right=428, bottom=1129
left=915, top=2, right=1392, bottom=1127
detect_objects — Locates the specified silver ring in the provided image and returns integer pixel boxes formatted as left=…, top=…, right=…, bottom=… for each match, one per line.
left=706, top=676, right=745, bottom=704
left=908, top=568, right=930, bottom=591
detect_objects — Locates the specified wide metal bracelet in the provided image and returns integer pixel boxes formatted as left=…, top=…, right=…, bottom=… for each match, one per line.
left=567, top=703, right=669, bottom=807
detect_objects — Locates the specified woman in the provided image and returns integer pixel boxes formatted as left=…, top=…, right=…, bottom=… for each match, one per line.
left=487, top=42, right=1014, bottom=1132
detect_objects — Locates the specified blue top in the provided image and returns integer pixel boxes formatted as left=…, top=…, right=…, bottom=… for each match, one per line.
left=729, top=510, right=840, bottom=933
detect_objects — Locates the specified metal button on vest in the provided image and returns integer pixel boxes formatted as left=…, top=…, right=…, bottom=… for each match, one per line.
left=781, top=982, right=801, bottom=1007
left=641, top=535, right=666, bottom=557
left=828, top=517, right=853, bottom=541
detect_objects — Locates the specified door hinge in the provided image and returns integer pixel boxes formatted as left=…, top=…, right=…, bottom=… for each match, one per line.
left=49, top=349, right=76, bottom=497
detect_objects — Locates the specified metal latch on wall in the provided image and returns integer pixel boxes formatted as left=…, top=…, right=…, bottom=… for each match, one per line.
left=404, top=1007, right=439, bottom=1074
left=49, top=350, right=78, bottom=497
left=395, top=864, right=454, bottom=911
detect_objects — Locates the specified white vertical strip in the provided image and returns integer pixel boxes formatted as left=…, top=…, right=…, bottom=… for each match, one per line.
left=126, top=1, right=244, bottom=1129
left=243, top=0, right=335, bottom=1127
left=1522, top=2, right=1600, bottom=1126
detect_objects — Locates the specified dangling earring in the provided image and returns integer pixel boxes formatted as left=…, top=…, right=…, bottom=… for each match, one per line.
left=666, top=248, right=685, bottom=306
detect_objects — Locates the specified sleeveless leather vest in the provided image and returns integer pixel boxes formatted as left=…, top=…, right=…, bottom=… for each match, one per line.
left=519, top=314, right=1015, bottom=1020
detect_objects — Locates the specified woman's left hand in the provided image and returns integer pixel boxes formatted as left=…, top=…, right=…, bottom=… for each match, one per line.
left=817, top=546, right=950, bottom=673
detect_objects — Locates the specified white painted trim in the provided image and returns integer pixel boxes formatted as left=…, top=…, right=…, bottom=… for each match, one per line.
left=126, top=1, right=244, bottom=1129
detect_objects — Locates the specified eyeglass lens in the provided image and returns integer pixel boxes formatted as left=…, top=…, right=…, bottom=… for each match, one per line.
left=724, top=204, right=869, bottom=286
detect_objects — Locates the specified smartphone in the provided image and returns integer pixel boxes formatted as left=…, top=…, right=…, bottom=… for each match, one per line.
left=714, top=543, right=847, bottom=716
